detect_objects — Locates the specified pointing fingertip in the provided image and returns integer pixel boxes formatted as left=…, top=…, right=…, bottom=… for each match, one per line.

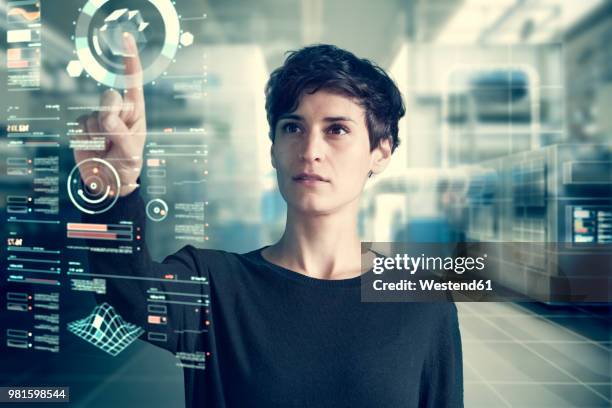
left=122, top=32, right=136, bottom=54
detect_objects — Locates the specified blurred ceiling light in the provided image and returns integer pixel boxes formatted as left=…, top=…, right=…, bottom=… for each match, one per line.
left=436, top=0, right=515, bottom=44
left=436, top=0, right=605, bottom=45
left=561, top=0, right=605, bottom=32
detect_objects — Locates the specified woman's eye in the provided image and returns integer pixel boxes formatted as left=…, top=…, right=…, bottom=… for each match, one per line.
left=328, top=125, right=349, bottom=135
left=281, top=123, right=301, bottom=134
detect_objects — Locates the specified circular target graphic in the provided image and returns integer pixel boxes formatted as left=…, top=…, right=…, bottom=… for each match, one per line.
left=68, top=158, right=121, bottom=214
left=74, top=0, right=180, bottom=88
left=146, top=199, right=168, bottom=222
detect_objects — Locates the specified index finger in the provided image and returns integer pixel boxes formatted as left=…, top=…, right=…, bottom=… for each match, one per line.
left=122, top=33, right=145, bottom=120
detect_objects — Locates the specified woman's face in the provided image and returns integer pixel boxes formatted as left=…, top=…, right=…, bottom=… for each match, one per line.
left=271, top=89, right=391, bottom=215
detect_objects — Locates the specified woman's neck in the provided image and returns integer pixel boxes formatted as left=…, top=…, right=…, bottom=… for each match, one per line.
left=262, top=204, right=368, bottom=280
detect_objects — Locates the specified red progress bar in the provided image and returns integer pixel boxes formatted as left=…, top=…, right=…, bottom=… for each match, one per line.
left=67, top=231, right=117, bottom=240
left=67, top=223, right=108, bottom=231
left=7, top=60, right=29, bottom=68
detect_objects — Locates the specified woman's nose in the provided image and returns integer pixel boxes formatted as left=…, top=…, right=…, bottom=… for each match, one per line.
left=299, top=131, right=324, bottom=162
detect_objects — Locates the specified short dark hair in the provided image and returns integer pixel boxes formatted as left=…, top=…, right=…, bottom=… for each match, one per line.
left=265, top=44, right=405, bottom=153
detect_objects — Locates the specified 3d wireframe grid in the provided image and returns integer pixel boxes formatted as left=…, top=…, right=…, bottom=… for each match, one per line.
left=67, top=303, right=144, bottom=356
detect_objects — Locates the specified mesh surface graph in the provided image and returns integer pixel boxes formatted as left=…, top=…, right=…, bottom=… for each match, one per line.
left=67, top=303, right=144, bottom=356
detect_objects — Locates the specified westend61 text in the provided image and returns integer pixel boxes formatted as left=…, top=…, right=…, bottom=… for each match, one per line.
left=373, top=279, right=493, bottom=291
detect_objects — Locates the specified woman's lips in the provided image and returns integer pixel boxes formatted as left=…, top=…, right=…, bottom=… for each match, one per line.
left=293, top=172, right=329, bottom=182
left=292, top=173, right=330, bottom=185
left=293, top=178, right=328, bottom=186
left=293, top=171, right=329, bottom=187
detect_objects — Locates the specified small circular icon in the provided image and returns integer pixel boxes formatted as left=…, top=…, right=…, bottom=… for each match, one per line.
left=146, top=198, right=168, bottom=222
left=68, top=158, right=121, bottom=214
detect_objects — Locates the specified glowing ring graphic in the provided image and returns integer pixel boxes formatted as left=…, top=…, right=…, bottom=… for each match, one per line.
left=146, top=198, right=168, bottom=222
left=68, top=158, right=121, bottom=214
left=74, top=0, right=180, bottom=88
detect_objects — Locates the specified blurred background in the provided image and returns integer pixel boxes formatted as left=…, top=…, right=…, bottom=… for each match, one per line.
left=0, top=0, right=611, bottom=406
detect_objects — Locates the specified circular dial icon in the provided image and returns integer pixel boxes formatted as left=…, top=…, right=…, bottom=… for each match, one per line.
left=68, top=158, right=121, bottom=214
left=74, top=0, right=180, bottom=88
left=146, top=198, right=168, bottom=222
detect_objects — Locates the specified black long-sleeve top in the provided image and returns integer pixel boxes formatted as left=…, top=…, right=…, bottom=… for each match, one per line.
left=84, top=189, right=463, bottom=407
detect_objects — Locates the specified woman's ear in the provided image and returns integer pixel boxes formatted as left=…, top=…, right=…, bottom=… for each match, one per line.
left=270, top=145, right=277, bottom=169
left=370, top=138, right=392, bottom=175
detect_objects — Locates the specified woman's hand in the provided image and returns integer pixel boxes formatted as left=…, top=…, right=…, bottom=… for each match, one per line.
left=74, top=33, right=147, bottom=197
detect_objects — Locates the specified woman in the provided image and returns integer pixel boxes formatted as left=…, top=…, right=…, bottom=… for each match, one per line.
left=77, top=34, right=463, bottom=407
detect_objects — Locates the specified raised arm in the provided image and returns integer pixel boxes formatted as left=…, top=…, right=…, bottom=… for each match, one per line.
left=75, top=33, right=145, bottom=197
left=74, top=34, right=207, bottom=355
